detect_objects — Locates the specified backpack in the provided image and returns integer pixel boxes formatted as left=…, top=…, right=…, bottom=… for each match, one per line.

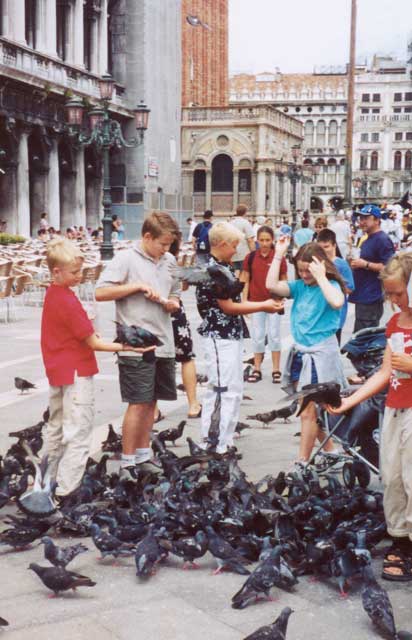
left=196, top=222, right=211, bottom=253
left=247, top=250, right=257, bottom=277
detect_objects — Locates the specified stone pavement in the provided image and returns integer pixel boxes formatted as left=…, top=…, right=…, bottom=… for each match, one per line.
left=0, top=291, right=410, bottom=640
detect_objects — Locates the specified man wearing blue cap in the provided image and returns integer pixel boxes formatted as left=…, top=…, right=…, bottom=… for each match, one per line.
left=349, top=204, right=394, bottom=332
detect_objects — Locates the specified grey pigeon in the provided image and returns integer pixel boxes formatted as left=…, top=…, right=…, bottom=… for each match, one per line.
left=232, top=547, right=298, bottom=609
left=40, top=536, right=89, bottom=568
left=135, top=526, right=167, bottom=579
left=247, top=400, right=298, bottom=426
left=243, top=606, right=294, bottom=640
left=14, top=377, right=36, bottom=393
left=169, top=530, right=208, bottom=569
left=205, top=525, right=250, bottom=575
left=361, top=565, right=412, bottom=639
left=17, top=444, right=57, bottom=518
left=89, top=523, right=134, bottom=560
left=28, top=563, right=96, bottom=597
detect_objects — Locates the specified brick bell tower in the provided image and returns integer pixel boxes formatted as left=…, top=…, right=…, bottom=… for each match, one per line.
left=182, top=0, right=229, bottom=107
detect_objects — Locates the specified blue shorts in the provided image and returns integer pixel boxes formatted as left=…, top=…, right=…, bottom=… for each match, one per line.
left=290, top=352, right=318, bottom=384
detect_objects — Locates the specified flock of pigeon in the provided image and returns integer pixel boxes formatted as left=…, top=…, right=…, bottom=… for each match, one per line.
left=0, top=395, right=411, bottom=640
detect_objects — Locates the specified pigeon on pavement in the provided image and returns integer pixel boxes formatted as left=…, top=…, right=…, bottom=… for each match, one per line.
left=361, top=565, right=412, bottom=639
left=40, top=536, right=89, bottom=568
left=243, top=606, right=294, bottom=640
left=14, top=377, right=36, bottom=393
left=28, top=563, right=96, bottom=597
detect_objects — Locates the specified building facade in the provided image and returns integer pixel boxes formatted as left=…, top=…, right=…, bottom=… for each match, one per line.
left=0, top=0, right=182, bottom=237
left=181, top=0, right=228, bottom=108
left=181, top=105, right=310, bottom=215
left=230, top=70, right=348, bottom=212
left=353, top=54, right=412, bottom=204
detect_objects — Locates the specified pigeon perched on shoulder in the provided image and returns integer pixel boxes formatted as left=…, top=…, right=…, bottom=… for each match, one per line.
left=28, top=563, right=96, bottom=597
left=14, top=377, right=36, bottom=393
left=243, top=606, right=294, bottom=640
left=361, top=565, right=412, bottom=639
left=40, top=536, right=89, bottom=568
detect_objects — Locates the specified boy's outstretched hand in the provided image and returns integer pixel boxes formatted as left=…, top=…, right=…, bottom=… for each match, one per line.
left=122, top=345, right=157, bottom=354
left=161, top=298, right=180, bottom=313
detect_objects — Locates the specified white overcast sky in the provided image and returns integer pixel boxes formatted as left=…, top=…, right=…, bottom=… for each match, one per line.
left=229, top=0, right=412, bottom=74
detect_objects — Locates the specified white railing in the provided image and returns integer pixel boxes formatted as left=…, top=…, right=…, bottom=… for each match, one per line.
left=0, top=38, right=127, bottom=108
left=182, top=106, right=303, bottom=137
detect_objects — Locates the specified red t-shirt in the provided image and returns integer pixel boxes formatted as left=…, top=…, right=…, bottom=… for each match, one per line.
left=41, top=284, right=98, bottom=386
left=242, top=248, right=288, bottom=302
left=385, top=312, right=412, bottom=408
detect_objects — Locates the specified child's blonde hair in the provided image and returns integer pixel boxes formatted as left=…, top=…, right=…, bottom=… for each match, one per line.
left=46, top=238, right=84, bottom=272
left=381, top=253, right=412, bottom=285
left=209, top=222, right=243, bottom=247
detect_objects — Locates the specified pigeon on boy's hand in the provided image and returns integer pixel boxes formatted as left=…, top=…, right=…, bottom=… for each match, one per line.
left=14, top=377, right=36, bottom=393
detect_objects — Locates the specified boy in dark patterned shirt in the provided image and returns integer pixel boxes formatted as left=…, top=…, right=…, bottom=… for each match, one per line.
left=195, top=222, right=283, bottom=453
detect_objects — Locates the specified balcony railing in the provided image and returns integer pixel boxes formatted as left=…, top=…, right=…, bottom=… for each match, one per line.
left=182, top=105, right=303, bottom=137
left=0, top=37, right=127, bottom=109
left=359, top=114, right=412, bottom=123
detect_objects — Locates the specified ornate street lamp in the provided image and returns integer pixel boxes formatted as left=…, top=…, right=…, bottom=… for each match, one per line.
left=65, top=73, right=150, bottom=260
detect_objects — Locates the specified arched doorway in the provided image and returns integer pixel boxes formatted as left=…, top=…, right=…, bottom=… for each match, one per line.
left=329, top=196, right=344, bottom=211
left=28, top=129, right=49, bottom=235
left=211, top=154, right=233, bottom=212
left=212, top=154, right=233, bottom=191
left=311, top=196, right=324, bottom=212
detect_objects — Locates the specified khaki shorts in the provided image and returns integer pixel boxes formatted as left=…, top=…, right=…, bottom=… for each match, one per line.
left=118, top=356, right=177, bottom=404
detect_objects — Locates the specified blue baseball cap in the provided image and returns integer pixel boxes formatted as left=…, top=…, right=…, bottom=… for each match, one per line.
left=359, top=204, right=381, bottom=218
left=279, top=224, right=292, bottom=236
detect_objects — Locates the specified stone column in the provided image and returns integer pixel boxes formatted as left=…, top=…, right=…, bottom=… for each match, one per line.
left=269, top=172, right=277, bottom=213
left=98, top=0, right=109, bottom=75
left=16, top=131, right=31, bottom=238
left=44, top=0, right=57, bottom=56
left=205, top=170, right=212, bottom=210
left=232, top=169, right=239, bottom=209
left=10, top=0, right=26, bottom=44
left=283, top=179, right=291, bottom=210
left=34, top=0, right=47, bottom=53
left=73, top=0, right=84, bottom=66
left=296, top=179, right=303, bottom=210
left=74, top=148, right=86, bottom=228
left=48, top=138, right=60, bottom=230
left=256, top=170, right=266, bottom=214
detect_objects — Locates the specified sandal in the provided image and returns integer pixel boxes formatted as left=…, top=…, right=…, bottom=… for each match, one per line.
left=154, top=411, right=165, bottom=424
left=247, top=370, right=262, bottom=383
left=272, top=371, right=281, bottom=384
left=382, top=559, right=412, bottom=582
left=188, top=406, right=202, bottom=419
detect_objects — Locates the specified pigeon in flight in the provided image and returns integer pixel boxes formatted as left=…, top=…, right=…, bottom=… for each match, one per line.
left=186, top=14, right=211, bottom=29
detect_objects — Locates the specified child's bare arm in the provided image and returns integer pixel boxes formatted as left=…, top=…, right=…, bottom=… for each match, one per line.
left=217, top=298, right=283, bottom=316
left=239, top=270, right=250, bottom=302
left=95, top=283, right=160, bottom=302
left=266, top=238, right=291, bottom=297
left=84, top=333, right=156, bottom=354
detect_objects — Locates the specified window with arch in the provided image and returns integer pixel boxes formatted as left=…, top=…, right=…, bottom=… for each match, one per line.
left=193, top=170, right=206, bottom=193
left=340, top=119, right=347, bottom=145
left=304, top=120, right=314, bottom=146
left=405, top=150, right=412, bottom=170
left=212, top=154, right=233, bottom=192
left=370, top=151, right=379, bottom=170
left=394, top=150, right=402, bottom=170
left=57, top=0, right=70, bottom=60
left=328, top=120, right=338, bottom=147
left=239, top=169, right=251, bottom=192
left=360, top=152, right=368, bottom=170
left=317, top=120, right=326, bottom=146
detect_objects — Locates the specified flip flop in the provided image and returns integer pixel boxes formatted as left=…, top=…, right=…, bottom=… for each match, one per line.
left=188, top=406, right=202, bottom=419
left=247, top=370, right=262, bottom=383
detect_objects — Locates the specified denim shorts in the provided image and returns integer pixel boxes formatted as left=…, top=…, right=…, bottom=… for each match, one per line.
left=118, top=357, right=177, bottom=404
left=290, top=352, right=318, bottom=384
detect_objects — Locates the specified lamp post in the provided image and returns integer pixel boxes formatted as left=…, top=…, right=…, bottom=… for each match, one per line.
left=65, top=73, right=150, bottom=260
left=288, top=145, right=303, bottom=232
left=353, top=175, right=368, bottom=202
